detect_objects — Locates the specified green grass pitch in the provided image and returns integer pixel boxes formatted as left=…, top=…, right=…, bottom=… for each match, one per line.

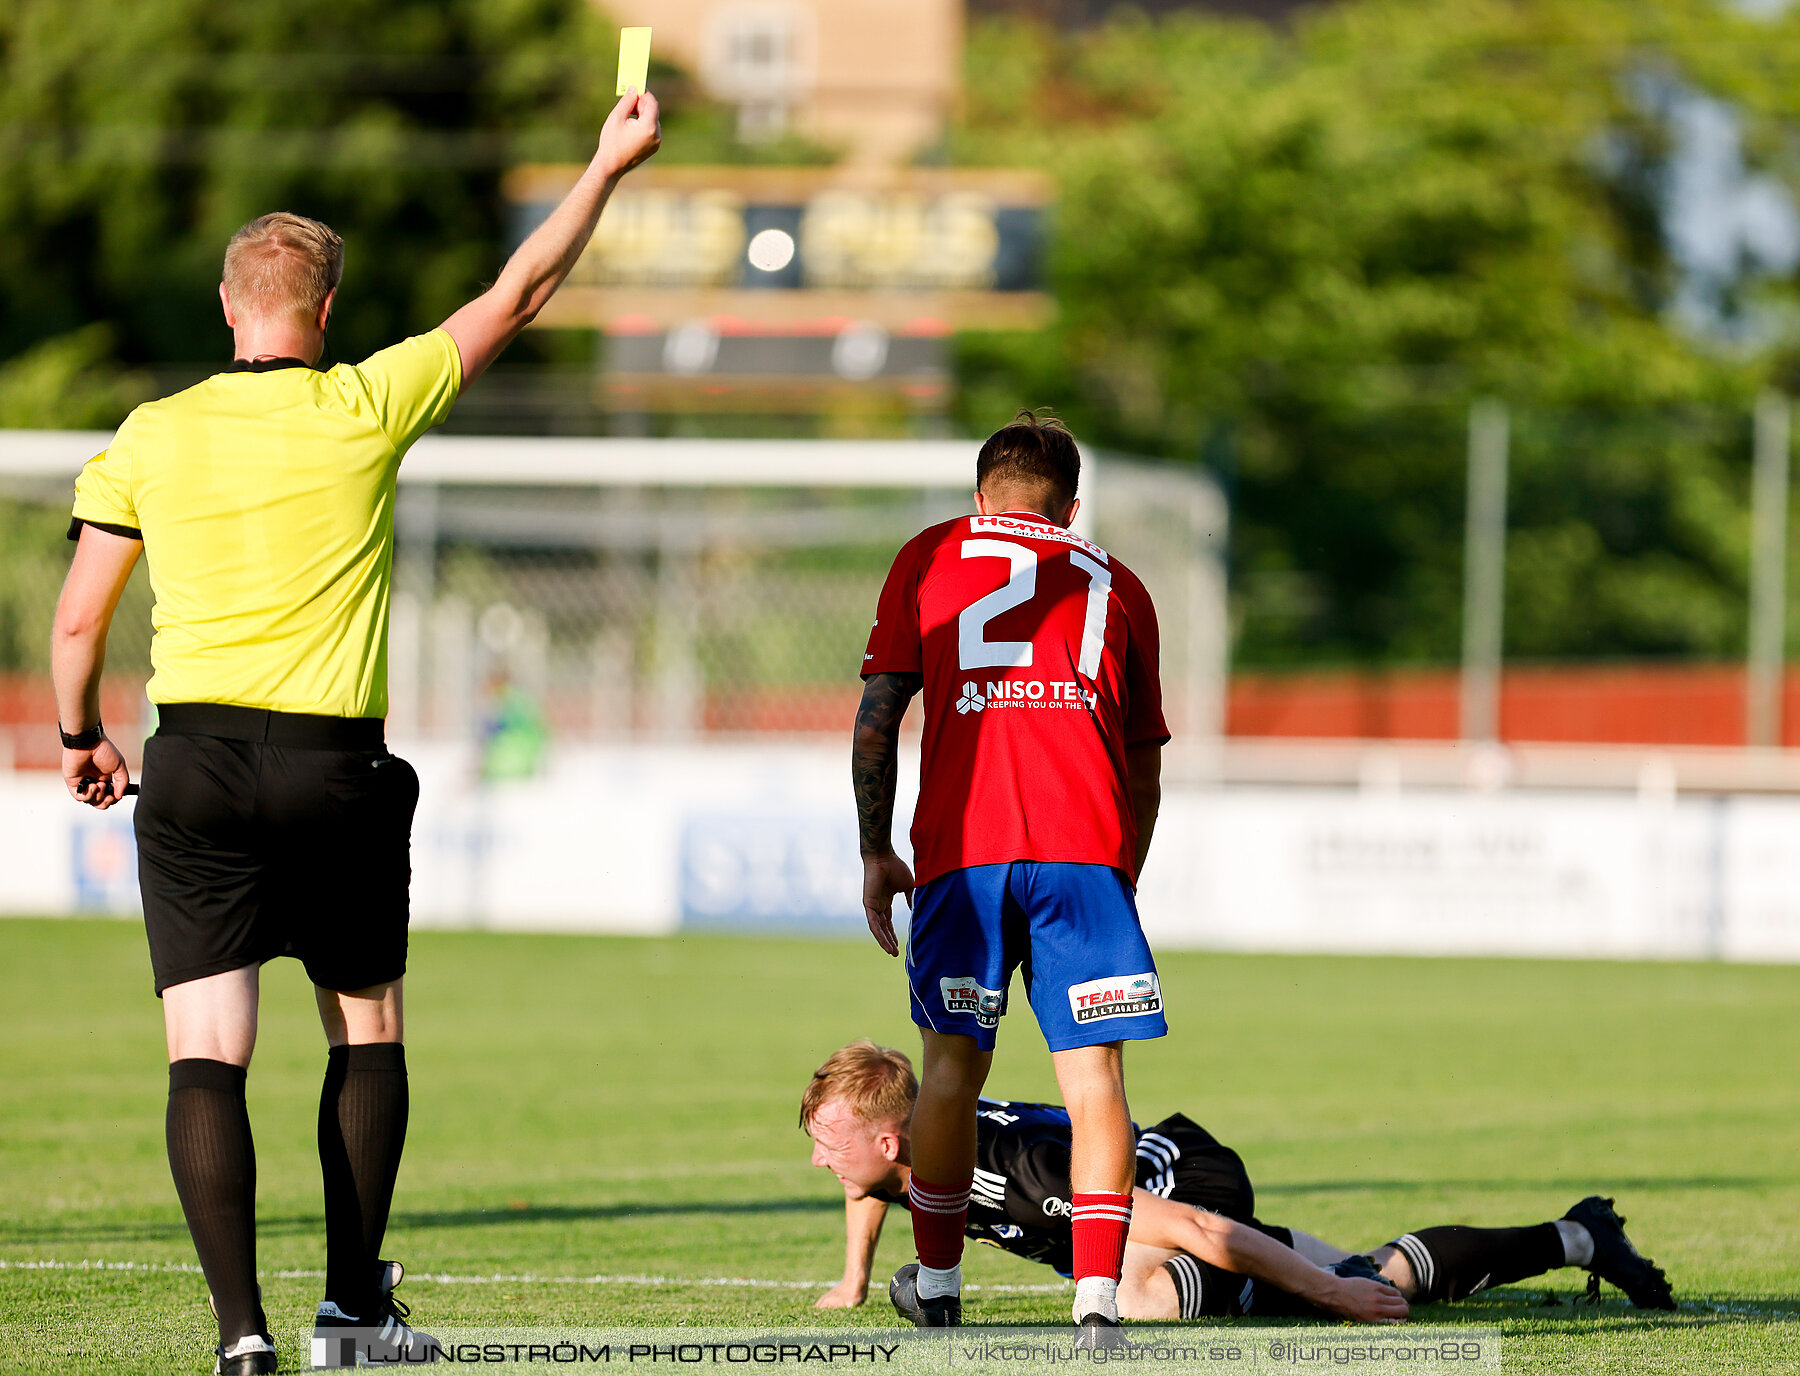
left=3, top=916, right=1799, bottom=1374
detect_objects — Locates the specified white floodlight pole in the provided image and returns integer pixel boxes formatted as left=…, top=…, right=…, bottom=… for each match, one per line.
left=1188, top=484, right=1229, bottom=749
left=1460, top=399, right=1509, bottom=743
left=1747, top=390, right=1791, bottom=749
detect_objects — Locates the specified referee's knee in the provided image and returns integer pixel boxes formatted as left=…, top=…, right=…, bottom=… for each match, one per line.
left=316, top=979, right=403, bottom=1046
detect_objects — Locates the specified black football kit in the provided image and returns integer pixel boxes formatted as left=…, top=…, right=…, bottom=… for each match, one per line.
left=879, top=1097, right=1574, bottom=1319
left=879, top=1099, right=1290, bottom=1279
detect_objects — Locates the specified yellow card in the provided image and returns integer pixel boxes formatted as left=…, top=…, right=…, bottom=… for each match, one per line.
left=617, top=28, right=652, bottom=97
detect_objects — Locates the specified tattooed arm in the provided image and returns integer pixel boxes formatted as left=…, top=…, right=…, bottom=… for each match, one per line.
left=853, top=671, right=922, bottom=956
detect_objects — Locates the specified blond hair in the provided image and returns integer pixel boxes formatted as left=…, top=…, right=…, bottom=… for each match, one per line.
left=799, top=1041, right=918, bottom=1131
left=222, top=212, right=344, bottom=322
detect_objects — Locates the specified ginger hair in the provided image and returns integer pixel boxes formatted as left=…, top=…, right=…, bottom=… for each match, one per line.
left=799, top=1040, right=918, bottom=1131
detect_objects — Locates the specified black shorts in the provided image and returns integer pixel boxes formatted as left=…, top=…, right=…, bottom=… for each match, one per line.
left=135, top=704, right=420, bottom=996
left=1134, top=1112, right=1291, bottom=1244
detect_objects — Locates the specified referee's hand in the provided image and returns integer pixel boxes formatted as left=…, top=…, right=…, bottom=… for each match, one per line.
left=64, top=736, right=131, bottom=810
left=596, top=87, right=661, bottom=179
left=861, top=851, right=913, bottom=958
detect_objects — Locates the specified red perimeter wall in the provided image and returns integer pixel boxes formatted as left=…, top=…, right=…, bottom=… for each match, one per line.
left=1227, top=664, right=1800, bottom=746
left=4, top=667, right=1798, bottom=751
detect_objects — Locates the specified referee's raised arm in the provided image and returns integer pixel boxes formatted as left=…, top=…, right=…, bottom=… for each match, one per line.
left=44, top=87, right=660, bottom=1376
left=441, top=88, right=660, bottom=388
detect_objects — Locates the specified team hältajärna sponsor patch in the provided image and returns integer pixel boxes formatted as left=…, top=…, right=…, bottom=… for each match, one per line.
left=941, top=976, right=1006, bottom=1028
left=1066, top=973, right=1162, bottom=1023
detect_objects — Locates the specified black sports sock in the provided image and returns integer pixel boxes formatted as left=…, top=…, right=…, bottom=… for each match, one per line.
left=167, top=1059, right=265, bottom=1344
left=319, top=1042, right=410, bottom=1313
left=1163, top=1253, right=1259, bottom=1318
left=1388, top=1223, right=1565, bottom=1303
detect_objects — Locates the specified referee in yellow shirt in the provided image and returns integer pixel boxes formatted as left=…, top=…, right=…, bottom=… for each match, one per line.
left=50, top=91, right=659, bottom=1376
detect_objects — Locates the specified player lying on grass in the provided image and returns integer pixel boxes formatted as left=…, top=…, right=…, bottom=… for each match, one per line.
left=801, top=1042, right=1676, bottom=1322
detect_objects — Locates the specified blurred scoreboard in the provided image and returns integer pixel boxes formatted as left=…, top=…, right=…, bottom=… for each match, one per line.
left=503, top=166, right=1052, bottom=414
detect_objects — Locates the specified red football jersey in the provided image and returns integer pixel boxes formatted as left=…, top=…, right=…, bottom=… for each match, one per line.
left=862, top=511, right=1169, bottom=886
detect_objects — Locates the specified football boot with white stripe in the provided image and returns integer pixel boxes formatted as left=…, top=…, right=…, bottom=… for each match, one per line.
left=1562, top=1197, right=1676, bottom=1310
left=208, top=1284, right=276, bottom=1374
left=215, top=1333, right=278, bottom=1375
left=311, top=1259, right=442, bottom=1367
left=889, top=1264, right=961, bottom=1327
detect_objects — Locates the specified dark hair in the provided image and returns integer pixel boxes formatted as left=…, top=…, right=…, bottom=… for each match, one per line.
left=976, top=409, right=1081, bottom=506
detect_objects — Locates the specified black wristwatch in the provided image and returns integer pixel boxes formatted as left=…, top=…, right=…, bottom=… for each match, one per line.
left=59, top=721, right=104, bottom=750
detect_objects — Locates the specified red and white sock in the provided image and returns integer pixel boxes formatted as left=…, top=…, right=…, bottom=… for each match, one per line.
left=909, top=1174, right=972, bottom=1298
left=1071, top=1192, right=1133, bottom=1321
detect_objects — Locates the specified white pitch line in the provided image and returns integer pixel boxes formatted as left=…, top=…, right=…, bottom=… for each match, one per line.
left=1, top=1260, right=204, bottom=1276
left=0, top=1258, right=1069, bottom=1294
left=7, top=1261, right=1799, bottom=1317
left=1698, top=1299, right=1800, bottom=1320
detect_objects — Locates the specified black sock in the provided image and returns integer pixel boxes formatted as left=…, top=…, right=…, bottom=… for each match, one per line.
left=1388, top=1223, right=1565, bottom=1303
left=319, top=1042, right=410, bottom=1313
left=167, top=1059, right=264, bottom=1344
left=1163, top=1253, right=1260, bottom=1318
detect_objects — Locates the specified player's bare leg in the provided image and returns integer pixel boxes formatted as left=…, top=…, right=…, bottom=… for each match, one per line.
left=1288, top=1228, right=1422, bottom=1303
left=160, top=966, right=269, bottom=1358
left=913, top=1028, right=992, bottom=1182
left=1052, top=1041, right=1134, bottom=1193
left=1052, top=1041, right=1135, bottom=1333
left=904, top=1029, right=992, bottom=1319
left=312, top=977, right=431, bottom=1364
left=316, top=979, right=404, bottom=1046
left=1119, top=1242, right=1181, bottom=1319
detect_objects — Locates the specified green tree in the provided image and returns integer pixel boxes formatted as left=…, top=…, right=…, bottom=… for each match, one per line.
left=953, top=0, right=1800, bottom=666
left=0, top=0, right=807, bottom=382
left=0, top=326, right=150, bottom=429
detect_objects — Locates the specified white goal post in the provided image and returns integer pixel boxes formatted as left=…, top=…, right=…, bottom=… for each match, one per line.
left=0, top=430, right=1230, bottom=762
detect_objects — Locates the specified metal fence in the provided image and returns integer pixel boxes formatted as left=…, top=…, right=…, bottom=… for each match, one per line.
left=0, top=435, right=1228, bottom=763
left=383, top=441, right=1228, bottom=742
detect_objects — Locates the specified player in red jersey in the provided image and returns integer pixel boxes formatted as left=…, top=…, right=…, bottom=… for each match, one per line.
left=852, top=411, right=1168, bottom=1342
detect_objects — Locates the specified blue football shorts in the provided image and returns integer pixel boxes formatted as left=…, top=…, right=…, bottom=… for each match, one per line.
left=905, top=860, right=1168, bottom=1053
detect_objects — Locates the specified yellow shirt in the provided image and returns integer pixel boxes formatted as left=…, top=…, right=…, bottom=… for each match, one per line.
left=69, top=330, right=462, bottom=718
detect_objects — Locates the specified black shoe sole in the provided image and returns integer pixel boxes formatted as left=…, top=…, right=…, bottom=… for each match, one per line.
left=214, top=1322, right=275, bottom=1375
left=1074, top=1315, right=1127, bottom=1351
